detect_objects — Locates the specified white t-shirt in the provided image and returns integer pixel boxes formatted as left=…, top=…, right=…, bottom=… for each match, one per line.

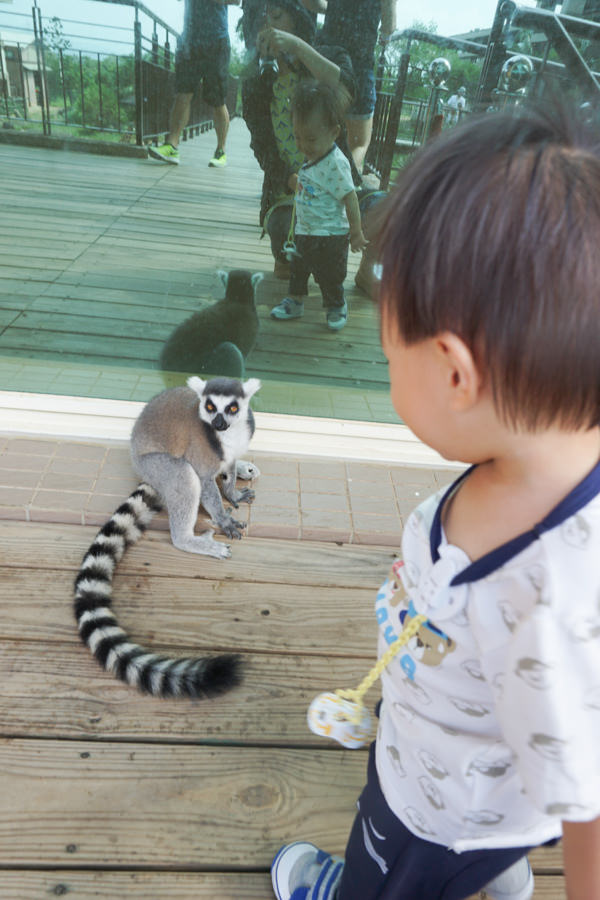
left=295, top=144, right=355, bottom=236
left=375, top=463, right=600, bottom=853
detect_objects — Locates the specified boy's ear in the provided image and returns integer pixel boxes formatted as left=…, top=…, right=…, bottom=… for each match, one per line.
left=434, top=333, right=482, bottom=411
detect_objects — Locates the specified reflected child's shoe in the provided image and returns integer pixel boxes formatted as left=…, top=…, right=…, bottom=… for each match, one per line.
left=271, top=841, right=344, bottom=900
left=326, top=300, right=347, bottom=331
left=270, top=298, right=304, bottom=320
left=147, top=143, right=180, bottom=165
left=483, top=858, right=534, bottom=900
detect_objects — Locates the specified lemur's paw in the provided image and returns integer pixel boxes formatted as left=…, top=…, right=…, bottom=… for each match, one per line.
left=236, top=460, right=261, bottom=480
left=215, top=542, right=232, bottom=558
left=238, top=488, right=255, bottom=505
left=220, top=517, right=246, bottom=540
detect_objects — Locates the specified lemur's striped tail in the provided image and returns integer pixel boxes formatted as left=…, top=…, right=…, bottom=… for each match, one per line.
left=74, top=483, right=242, bottom=699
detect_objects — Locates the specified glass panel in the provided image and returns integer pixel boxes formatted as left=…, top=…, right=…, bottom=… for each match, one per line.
left=1, top=0, right=596, bottom=422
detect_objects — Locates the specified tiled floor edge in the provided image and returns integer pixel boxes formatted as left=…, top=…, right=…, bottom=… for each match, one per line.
left=1, top=435, right=460, bottom=547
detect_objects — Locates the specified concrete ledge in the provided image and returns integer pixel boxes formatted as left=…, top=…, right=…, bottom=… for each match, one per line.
left=0, top=390, right=461, bottom=468
left=0, top=128, right=147, bottom=158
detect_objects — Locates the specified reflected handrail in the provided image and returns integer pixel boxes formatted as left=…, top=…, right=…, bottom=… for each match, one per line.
left=0, top=0, right=232, bottom=145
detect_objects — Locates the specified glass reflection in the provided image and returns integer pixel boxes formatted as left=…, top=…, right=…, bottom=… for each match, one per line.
left=0, top=0, right=598, bottom=422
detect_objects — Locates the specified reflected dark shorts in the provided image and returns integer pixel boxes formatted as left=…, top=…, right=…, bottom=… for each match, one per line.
left=175, top=37, right=230, bottom=106
left=348, top=60, right=376, bottom=118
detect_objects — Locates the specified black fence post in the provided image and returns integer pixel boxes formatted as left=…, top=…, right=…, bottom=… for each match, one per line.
left=379, top=51, right=410, bottom=191
left=0, top=46, right=9, bottom=117
left=134, top=12, right=144, bottom=145
left=59, top=48, right=67, bottom=123
left=32, top=1, right=50, bottom=134
left=16, top=45, right=29, bottom=119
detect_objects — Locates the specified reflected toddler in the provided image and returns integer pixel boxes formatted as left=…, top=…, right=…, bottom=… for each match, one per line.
left=269, top=81, right=368, bottom=331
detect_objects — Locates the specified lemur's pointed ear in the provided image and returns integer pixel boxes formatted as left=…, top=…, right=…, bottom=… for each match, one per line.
left=217, top=270, right=229, bottom=288
left=243, top=378, right=261, bottom=399
left=187, top=376, right=207, bottom=397
left=251, top=272, right=263, bottom=289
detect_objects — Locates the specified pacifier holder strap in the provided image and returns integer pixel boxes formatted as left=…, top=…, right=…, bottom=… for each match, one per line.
left=286, top=188, right=297, bottom=245
left=335, top=613, right=427, bottom=723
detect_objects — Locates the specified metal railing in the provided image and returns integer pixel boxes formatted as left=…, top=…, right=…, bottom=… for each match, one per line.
left=365, top=31, right=486, bottom=189
left=365, top=0, right=600, bottom=189
left=0, top=0, right=234, bottom=145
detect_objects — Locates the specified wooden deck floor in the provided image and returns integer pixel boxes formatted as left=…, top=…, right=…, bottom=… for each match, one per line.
left=0, top=514, right=566, bottom=899
left=0, top=121, right=395, bottom=423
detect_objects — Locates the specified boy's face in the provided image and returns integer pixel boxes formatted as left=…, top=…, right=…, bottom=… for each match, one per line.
left=293, top=111, right=339, bottom=162
left=381, top=310, right=498, bottom=464
left=382, top=322, right=443, bottom=452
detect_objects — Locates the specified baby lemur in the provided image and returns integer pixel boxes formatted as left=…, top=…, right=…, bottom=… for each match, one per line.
left=73, top=376, right=261, bottom=699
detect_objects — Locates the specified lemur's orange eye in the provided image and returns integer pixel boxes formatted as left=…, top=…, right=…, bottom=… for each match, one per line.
left=206, top=402, right=215, bottom=412
left=229, top=404, right=239, bottom=414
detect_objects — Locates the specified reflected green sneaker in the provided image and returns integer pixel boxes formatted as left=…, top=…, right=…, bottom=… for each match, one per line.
left=209, top=148, right=227, bottom=167
left=147, top=143, right=180, bottom=165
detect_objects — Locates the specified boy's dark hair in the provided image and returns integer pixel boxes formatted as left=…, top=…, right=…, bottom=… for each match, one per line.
left=378, top=104, right=600, bottom=431
left=290, top=79, right=344, bottom=131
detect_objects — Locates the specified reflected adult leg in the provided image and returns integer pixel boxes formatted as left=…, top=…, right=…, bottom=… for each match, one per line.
left=355, top=188, right=387, bottom=298
left=167, top=92, right=193, bottom=147
left=212, top=103, right=230, bottom=154
left=346, top=115, right=374, bottom=171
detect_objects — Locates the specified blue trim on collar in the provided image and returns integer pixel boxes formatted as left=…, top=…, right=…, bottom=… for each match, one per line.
left=430, top=458, right=600, bottom=586
left=301, top=142, right=337, bottom=171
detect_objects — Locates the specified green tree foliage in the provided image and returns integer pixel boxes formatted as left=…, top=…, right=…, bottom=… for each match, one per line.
left=45, top=45, right=136, bottom=132
left=381, top=19, right=483, bottom=104
left=42, top=16, right=136, bottom=133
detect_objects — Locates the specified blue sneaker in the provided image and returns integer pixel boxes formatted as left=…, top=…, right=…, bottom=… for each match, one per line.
left=484, top=858, right=534, bottom=900
left=270, top=298, right=304, bottom=320
left=271, top=842, right=344, bottom=900
left=326, top=301, right=347, bottom=331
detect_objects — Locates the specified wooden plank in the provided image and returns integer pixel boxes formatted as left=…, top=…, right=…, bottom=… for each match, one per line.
left=0, top=738, right=366, bottom=867
left=0, top=738, right=566, bottom=877
left=0, top=871, right=274, bottom=900
left=1, top=565, right=377, bottom=657
left=0, top=872, right=567, bottom=899
left=19, top=298, right=384, bottom=365
left=0, top=522, right=395, bottom=589
left=0, top=640, right=380, bottom=744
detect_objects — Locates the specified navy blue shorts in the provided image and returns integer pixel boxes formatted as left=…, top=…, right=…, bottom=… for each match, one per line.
left=175, top=37, right=230, bottom=106
left=337, top=744, right=534, bottom=900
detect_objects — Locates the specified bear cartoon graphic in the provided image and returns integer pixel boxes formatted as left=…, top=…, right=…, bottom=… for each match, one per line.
left=399, top=602, right=457, bottom=668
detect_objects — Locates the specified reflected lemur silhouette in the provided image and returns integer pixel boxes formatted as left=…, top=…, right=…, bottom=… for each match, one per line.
left=73, top=376, right=261, bottom=699
left=160, top=270, right=262, bottom=379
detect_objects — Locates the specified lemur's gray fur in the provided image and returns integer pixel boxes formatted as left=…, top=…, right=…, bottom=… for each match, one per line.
left=73, top=376, right=260, bottom=699
left=160, top=270, right=262, bottom=378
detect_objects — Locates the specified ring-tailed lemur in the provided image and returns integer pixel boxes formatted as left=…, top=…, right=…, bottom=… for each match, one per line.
left=73, top=376, right=261, bottom=699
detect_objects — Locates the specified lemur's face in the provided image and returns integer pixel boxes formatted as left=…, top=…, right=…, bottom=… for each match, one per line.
left=200, top=393, right=245, bottom=432
left=188, top=376, right=261, bottom=432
